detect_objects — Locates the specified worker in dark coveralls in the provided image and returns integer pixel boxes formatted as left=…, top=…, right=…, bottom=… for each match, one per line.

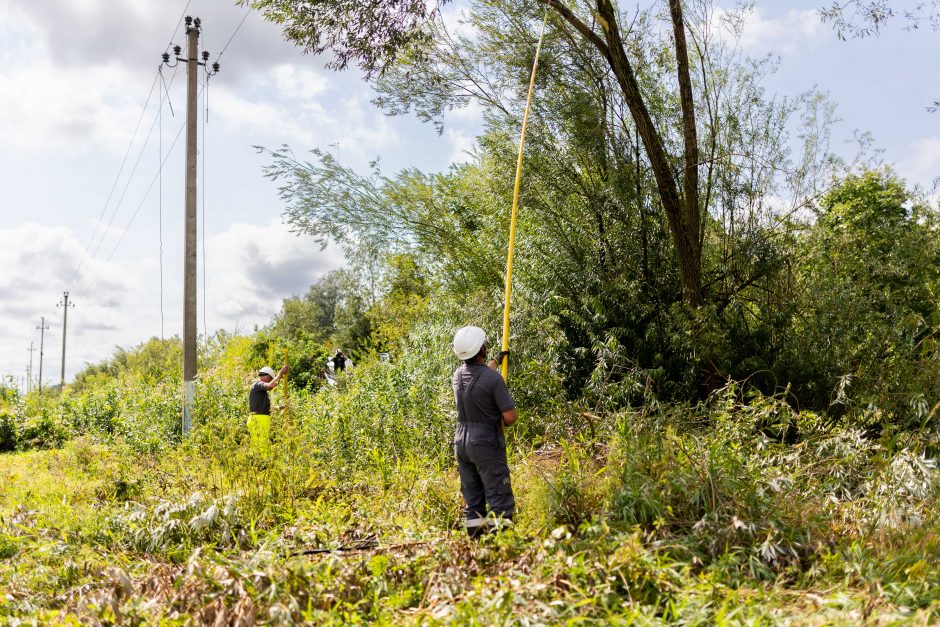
left=248, top=365, right=288, bottom=456
left=452, top=326, right=517, bottom=537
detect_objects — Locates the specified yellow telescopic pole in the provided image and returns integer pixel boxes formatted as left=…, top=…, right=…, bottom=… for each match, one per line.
left=501, top=11, right=548, bottom=381
left=282, top=348, right=289, bottom=416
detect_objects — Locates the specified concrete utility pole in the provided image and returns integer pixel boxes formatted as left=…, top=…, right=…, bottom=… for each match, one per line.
left=26, top=342, right=35, bottom=394
left=162, top=17, right=219, bottom=435
left=57, top=291, right=75, bottom=390
left=35, top=317, right=50, bottom=393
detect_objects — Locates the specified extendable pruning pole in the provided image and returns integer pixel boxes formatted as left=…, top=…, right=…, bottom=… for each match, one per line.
left=501, top=11, right=548, bottom=381
left=282, top=348, right=290, bottom=418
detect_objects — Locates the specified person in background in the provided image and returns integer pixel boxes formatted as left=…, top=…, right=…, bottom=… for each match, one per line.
left=332, top=349, right=348, bottom=373
left=451, top=326, right=517, bottom=537
left=248, top=364, right=288, bottom=456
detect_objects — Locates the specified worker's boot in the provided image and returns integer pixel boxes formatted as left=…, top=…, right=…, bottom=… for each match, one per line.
left=467, top=525, right=488, bottom=539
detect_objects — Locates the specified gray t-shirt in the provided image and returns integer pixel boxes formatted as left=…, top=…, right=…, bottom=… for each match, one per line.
left=452, top=363, right=515, bottom=427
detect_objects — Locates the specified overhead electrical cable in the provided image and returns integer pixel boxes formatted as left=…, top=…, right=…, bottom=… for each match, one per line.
left=159, top=67, right=166, bottom=340
left=68, top=2, right=192, bottom=292
left=71, top=64, right=182, bottom=292
left=218, top=7, right=251, bottom=61
left=66, top=70, right=159, bottom=291
left=159, top=65, right=177, bottom=117
left=77, top=87, right=200, bottom=300
left=166, top=0, right=193, bottom=52
left=201, top=72, right=209, bottom=344
left=84, top=91, right=168, bottom=261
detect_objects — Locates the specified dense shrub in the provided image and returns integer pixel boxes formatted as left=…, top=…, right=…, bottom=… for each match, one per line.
left=0, top=412, right=16, bottom=452
left=780, top=171, right=940, bottom=417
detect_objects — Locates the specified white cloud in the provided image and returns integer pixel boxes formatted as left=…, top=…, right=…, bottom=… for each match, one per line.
left=0, top=60, right=154, bottom=154
left=3, top=0, right=307, bottom=79
left=204, top=219, right=342, bottom=325
left=0, top=220, right=342, bottom=384
left=211, top=83, right=397, bottom=171
left=899, top=137, right=940, bottom=188
left=274, top=65, right=331, bottom=101
left=0, top=223, right=137, bottom=384
left=446, top=128, right=477, bottom=164
left=714, top=6, right=825, bottom=55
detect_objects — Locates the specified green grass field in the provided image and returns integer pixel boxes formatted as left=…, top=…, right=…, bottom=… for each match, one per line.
left=2, top=399, right=938, bottom=625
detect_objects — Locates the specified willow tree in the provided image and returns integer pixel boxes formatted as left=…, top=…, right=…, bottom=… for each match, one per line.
left=246, top=0, right=706, bottom=306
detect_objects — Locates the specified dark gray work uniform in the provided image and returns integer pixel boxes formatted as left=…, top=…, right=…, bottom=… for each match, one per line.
left=453, top=362, right=516, bottom=534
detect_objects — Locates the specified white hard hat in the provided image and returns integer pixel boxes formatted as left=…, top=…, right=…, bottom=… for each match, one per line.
left=453, top=326, right=486, bottom=360
left=258, top=366, right=276, bottom=378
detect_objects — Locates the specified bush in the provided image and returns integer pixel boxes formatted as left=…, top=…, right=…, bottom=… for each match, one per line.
left=781, top=171, right=940, bottom=418
left=0, top=412, right=16, bottom=452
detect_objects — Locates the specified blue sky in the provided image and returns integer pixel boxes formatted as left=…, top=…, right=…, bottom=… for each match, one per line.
left=0, top=0, right=937, bottom=387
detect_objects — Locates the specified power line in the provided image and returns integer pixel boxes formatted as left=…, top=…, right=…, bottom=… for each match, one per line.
left=218, top=7, right=252, bottom=61
left=77, top=7, right=242, bottom=333
left=66, top=70, right=159, bottom=291
left=69, top=64, right=184, bottom=293
left=68, top=1, right=194, bottom=292
left=159, top=66, right=166, bottom=340
left=77, top=93, right=197, bottom=300
left=81, top=86, right=170, bottom=266
left=166, top=0, right=193, bottom=52
left=159, top=65, right=178, bottom=117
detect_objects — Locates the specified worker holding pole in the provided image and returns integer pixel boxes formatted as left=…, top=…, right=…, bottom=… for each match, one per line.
left=247, top=364, right=288, bottom=456
left=450, top=12, right=546, bottom=536
left=452, top=326, right=517, bottom=537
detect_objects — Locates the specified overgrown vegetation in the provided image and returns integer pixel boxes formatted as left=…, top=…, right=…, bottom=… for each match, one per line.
left=4, top=0, right=939, bottom=622
left=2, top=298, right=939, bottom=622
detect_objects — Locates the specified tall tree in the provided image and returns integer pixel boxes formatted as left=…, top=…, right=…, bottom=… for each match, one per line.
left=246, top=0, right=706, bottom=305
left=545, top=0, right=703, bottom=305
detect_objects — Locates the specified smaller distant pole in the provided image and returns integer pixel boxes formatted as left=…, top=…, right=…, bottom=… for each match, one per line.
left=57, top=292, right=75, bottom=390
left=36, top=317, right=50, bottom=393
left=26, top=341, right=35, bottom=394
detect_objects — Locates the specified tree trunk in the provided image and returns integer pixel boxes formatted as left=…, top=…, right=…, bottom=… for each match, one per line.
left=668, top=0, right=703, bottom=307
left=546, top=0, right=704, bottom=306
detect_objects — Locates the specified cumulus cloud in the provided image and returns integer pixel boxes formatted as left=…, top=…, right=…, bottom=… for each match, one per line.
left=204, top=219, right=342, bottom=324
left=714, top=6, right=826, bottom=55
left=274, top=65, right=331, bottom=101
left=900, top=137, right=940, bottom=188
left=0, top=219, right=342, bottom=383
left=0, top=223, right=136, bottom=383
left=0, top=0, right=336, bottom=156
left=446, top=128, right=478, bottom=164
left=211, top=80, right=398, bottom=171
left=0, top=60, right=152, bottom=154
left=2, top=0, right=310, bottom=77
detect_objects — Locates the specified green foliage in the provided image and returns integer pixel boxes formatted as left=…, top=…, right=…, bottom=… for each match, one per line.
left=3, top=382, right=940, bottom=623
left=0, top=412, right=16, bottom=452
left=256, top=0, right=883, bottom=409
left=271, top=268, right=375, bottom=362
left=368, top=253, right=431, bottom=353
left=104, top=492, right=248, bottom=561
left=3, top=7, right=939, bottom=616
left=302, top=318, right=457, bottom=477
left=242, top=0, right=444, bottom=78
left=781, top=171, right=940, bottom=418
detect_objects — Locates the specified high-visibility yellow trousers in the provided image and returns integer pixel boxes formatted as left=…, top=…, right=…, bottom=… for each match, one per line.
left=247, top=413, right=271, bottom=457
